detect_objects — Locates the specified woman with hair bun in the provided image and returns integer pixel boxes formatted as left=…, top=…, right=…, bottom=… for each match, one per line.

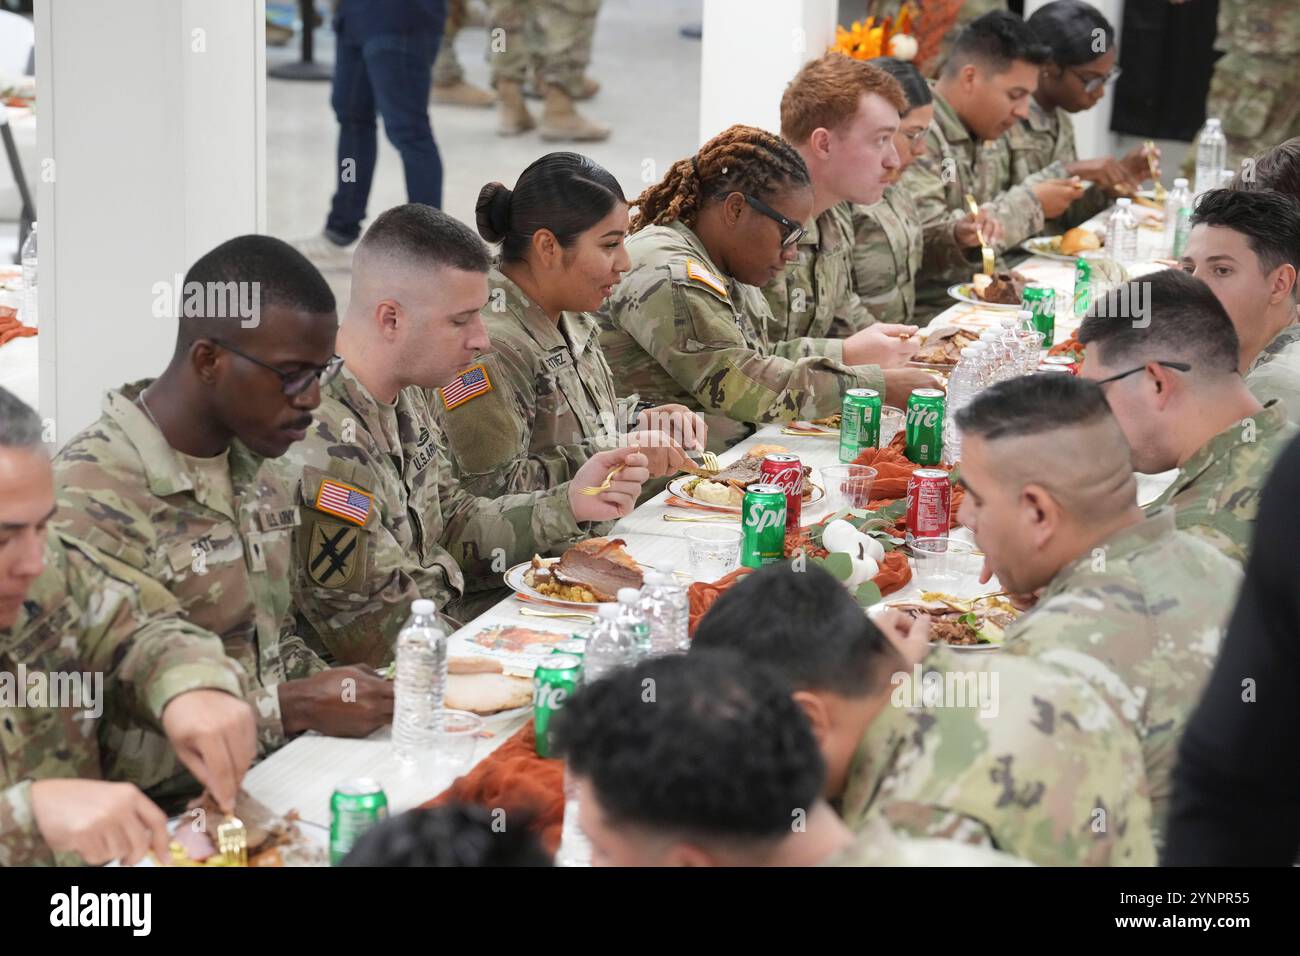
left=439, top=152, right=703, bottom=499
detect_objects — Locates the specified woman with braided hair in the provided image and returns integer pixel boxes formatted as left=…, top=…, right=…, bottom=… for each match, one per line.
left=597, top=124, right=938, bottom=450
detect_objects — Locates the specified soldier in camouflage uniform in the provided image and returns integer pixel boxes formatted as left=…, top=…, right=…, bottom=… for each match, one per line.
left=278, top=205, right=651, bottom=666
left=902, top=12, right=1083, bottom=322
left=1079, top=271, right=1298, bottom=564
left=599, top=126, right=937, bottom=450
left=431, top=0, right=496, bottom=108
left=955, top=374, right=1243, bottom=848
left=52, top=237, right=394, bottom=806
left=1, top=387, right=254, bottom=865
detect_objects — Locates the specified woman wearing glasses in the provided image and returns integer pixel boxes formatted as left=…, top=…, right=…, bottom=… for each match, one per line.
left=1014, top=0, right=1156, bottom=231
left=439, top=152, right=702, bottom=500
left=598, top=124, right=937, bottom=450
left=850, top=58, right=935, bottom=327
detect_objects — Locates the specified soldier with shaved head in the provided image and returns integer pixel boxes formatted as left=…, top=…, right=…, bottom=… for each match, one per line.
left=954, top=374, right=1242, bottom=847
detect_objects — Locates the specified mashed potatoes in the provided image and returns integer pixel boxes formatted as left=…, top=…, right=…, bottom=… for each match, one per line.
left=689, top=479, right=744, bottom=506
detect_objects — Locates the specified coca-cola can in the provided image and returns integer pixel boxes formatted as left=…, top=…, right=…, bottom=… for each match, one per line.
left=1040, top=354, right=1079, bottom=375
left=760, top=453, right=804, bottom=532
left=905, top=468, right=951, bottom=546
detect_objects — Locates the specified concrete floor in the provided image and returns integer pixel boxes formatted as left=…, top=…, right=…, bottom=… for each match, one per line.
left=266, top=0, right=703, bottom=306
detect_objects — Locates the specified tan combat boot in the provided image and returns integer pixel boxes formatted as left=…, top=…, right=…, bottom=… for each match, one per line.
left=540, top=84, right=610, bottom=142
left=431, top=80, right=497, bottom=107
left=496, top=80, right=535, bottom=136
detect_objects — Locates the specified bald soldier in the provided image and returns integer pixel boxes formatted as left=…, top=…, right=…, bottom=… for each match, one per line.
left=0, top=387, right=255, bottom=865
left=53, top=236, right=394, bottom=806
left=275, top=204, right=651, bottom=667
left=953, top=374, right=1242, bottom=846
left=692, top=563, right=1156, bottom=866
left=1079, top=271, right=1296, bottom=564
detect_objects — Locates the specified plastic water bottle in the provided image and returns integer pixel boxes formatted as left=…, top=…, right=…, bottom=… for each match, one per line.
left=392, top=599, right=448, bottom=762
left=638, top=572, right=679, bottom=657
left=1105, top=198, right=1139, bottom=266
left=943, top=344, right=982, bottom=465
left=1194, top=119, right=1226, bottom=197
left=658, top=575, right=691, bottom=652
left=1164, top=178, right=1193, bottom=259
left=996, top=317, right=1025, bottom=377
left=583, top=603, right=637, bottom=683
left=978, top=330, right=1009, bottom=382
left=555, top=766, right=593, bottom=867
left=20, top=223, right=36, bottom=328
left=616, top=588, right=651, bottom=659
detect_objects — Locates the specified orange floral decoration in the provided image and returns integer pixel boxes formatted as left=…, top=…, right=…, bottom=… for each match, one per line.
left=830, top=3, right=915, bottom=61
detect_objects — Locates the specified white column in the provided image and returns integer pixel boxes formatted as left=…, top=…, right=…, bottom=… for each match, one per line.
left=698, top=0, right=838, bottom=145
left=35, top=0, right=266, bottom=444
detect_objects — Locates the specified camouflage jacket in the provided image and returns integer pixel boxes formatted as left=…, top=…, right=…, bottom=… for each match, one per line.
left=850, top=185, right=926, bottom=326
left=1000, top=508, right=1242, bottom=848
left=1245, top=322, right=1300, bottom=425
left=1145, top=400, right=1296, bottom=563
left=596, top=219, right=886, bottom=450
left=439, top=267, right=627, bottom=498
left=1, top=531, right=244, bottom=865
left=272, top=367, right=591, bottom=667
left=1215, top=0, right=1300, bottom=55
left=823, top=812, right=1033, bottom=867
left=53, top=381, right=327, bottom=800
left=900, top=89, right=1049, bottom=321
left=760, top=201, right=874, bottom=341
left=1007, top=98, right=1110, bottom=233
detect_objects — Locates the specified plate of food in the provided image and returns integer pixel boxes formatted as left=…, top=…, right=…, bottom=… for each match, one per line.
left=948, top=271, right=1036, bottom=310
left=165, top=790, right=328, bottom=867
left=886, top=591, right=1021, bottom=650
left=446, top=655, right=538, bottom=715
left=666, top=446, right=824, bottom=513
left=1022, top=226, right=1105, bottom=262
left=785, top=412, right=842, bottom=436
left=911, top=326, right=982, bottom=369
left=506, top=537, right=646, bottom=608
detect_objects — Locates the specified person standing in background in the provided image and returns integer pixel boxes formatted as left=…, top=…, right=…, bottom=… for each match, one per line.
left=295, top=0, right=448, bottom=270
left=432, top=0, right=497, bottom=107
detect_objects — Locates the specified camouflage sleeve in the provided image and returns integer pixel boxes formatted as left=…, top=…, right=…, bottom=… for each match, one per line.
left=0, top=781, right=50, bottom=866
left=1246, top=360, right=1300, bottom=426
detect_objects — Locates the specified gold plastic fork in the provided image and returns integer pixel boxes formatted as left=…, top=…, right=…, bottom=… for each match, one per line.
left=700, top=451, right=721, bottom=473
left=519, top=607, right=597, bottom=623
left=578, top=462, right=626, bottom=495
left=1144, top=141, right=1167, bottom=202
left=217, top=814, right=248, bottom=866
left=965, top=193, right=996, bottom=276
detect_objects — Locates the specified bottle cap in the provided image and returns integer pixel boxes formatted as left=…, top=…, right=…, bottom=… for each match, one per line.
left=598, top=603, right=620, bottom=620
left=642, top=570, right=666, bottom=587
left=1018, top=309, right=1034, bottom=321
left=411, top=599, right=435, bottom=615
left=617, top=587, right=640, bottom=604
left=1173, top=177, right=1189, bottom=189
left=1116, top=197, right=1132, bottom=206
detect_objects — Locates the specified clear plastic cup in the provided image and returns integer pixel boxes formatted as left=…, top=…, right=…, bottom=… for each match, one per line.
left=879, top=407, right=905, bottom=447
left=910, top=537, right=979, bottom=591
left=820, top=464, right=878, bottom=512
left=1017, top=329, right=1046, bottom=373
left=684, top=526, right=741, bottom=582
left=432, top=709, right=484, bottom=774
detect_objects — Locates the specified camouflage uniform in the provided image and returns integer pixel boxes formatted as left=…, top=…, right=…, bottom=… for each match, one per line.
left=596, top=220, right=886, bottom=450
left=272, top=366, right=592, bottom=668
left=1144, top=401, right=1296, bottom=564
left=840, top=651, right=1155, bottom=866
left=1245, top=323, right=1300, bottom=425
left=850, top=185, right=926, bottom=327
left=999, top=508, right=1242, bottom=848
left=433, top=0, right=468, bottom=86
left=487, top=0, right=600, bottom=98
left=823, top=812, right=1033, bottom=866
left=52, top=381, right=327, bottom=803
left=900, top=90, right=1051, bottom=323
left=1, top=531, right=244, bottom=865
left=1205, top=0, right=1300, bottom=169
left=1008, top=98, right=1110, bottom=233
left=440, top=267, right=625, bottom=498
left=761, top=201, right=874, bottom=342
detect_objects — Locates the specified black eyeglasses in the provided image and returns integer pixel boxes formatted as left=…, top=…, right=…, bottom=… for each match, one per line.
left=742, top=193, right=806, bottom=248
left=211, top=340, right=344, bottom=396
left=1070, top=65, right=1121, bottom=94
left=1095, top=361, right=1190, bottom=386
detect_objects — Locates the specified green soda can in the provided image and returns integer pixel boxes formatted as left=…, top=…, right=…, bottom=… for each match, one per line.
left=1072, top=257, right=1093, bottom=320
left=838, top=388, right=882, bottom=462
left=1022, top=285, right=1056, bottom=348
left=740, top=483, right=787, bottom=569
left=329, top=778, right=389, bottom=865
left=904, top=389, right=945, bottom=466
left=533, top=654, right=582, bottom=758
left=552, top=638, right=588, bottom=659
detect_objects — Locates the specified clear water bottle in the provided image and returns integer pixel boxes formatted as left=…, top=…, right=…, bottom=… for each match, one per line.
left=996, top=317, right=1024, bottom=376
left=392, top=598, right=448, bottom=762
left=658, top=575, right=691, bottom=652
left=20, top=223, right=36, bottom=328
left=555, top=766, right=593, bottom=867
left=1105, top=198, right=1139, bottom=266
left=1015, top=310, right=1039, bottom=373
left=583, top=603, right=637, bottom=683
left=1194, top=118, right=1226, bottom=197
left=1164, top=178, right=1193, bottom=259
left=943, top=344, right=978, bottom=465
left=638, top=572, right=675, bottom=657
left=978, top=330, right=1009, bottom=382
left=616, top=588, right=651, bottom=659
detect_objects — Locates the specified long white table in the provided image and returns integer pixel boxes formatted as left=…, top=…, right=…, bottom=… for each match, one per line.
left=244, top=211, right=1178, bottom=828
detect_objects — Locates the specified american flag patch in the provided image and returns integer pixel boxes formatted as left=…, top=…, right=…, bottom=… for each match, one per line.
left=440, top=363, right=493, bottom=410
left=315, top=479, right=373, bottom=526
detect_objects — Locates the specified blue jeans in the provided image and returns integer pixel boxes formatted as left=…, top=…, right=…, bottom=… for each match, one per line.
left=325, top=28, right=443, bottom=243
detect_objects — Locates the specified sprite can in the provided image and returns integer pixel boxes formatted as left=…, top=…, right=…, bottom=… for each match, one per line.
left=1073, top=257, right=1093, bottom=319
left=740, top=483, right=787, bottom=569
left=839, top=388, right=882, bottom=462
left=330, top=778, right=389, bottom=865
left=533, top=654, right=581, bottom=758
left=1022, top=285, right=1056, bottom=348
left=904, top=389, right=945, bottom=466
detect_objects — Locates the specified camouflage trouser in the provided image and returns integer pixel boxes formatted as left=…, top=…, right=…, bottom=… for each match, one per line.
left=487, top=0, right=600, bottom=95
left=1207, top=51, right=1300, bottom=171
left=433, top=0, right=467, bottom=85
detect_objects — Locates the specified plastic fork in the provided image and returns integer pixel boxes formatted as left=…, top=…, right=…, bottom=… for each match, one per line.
left=965, top=193, right=996, bottom=275
left=578, top=462, right=626, bottom=495
left=217, top=814, right=247, bottom=866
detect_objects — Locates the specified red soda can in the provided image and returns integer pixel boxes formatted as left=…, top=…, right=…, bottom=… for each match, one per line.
left=1040, top=355, right=1079, bottom=375
left=905, top=468, right=951, bottom=546
left=760, top=453, right=804, bottom=532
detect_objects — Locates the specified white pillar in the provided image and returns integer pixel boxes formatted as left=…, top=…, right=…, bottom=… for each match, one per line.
left=698, top=0, right=838, bottom=145
left=35, top=0, right=266, bottom=444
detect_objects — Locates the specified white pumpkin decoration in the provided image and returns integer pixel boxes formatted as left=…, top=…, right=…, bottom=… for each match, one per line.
left=889, top=34, right=919, bottom=61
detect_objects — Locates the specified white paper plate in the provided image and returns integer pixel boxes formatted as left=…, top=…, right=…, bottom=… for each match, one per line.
left=946, top=283, right=1027, bottom=311
left=504, top=558, right=643, bottom=610
left=666, top=474, right=826, bottom=514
